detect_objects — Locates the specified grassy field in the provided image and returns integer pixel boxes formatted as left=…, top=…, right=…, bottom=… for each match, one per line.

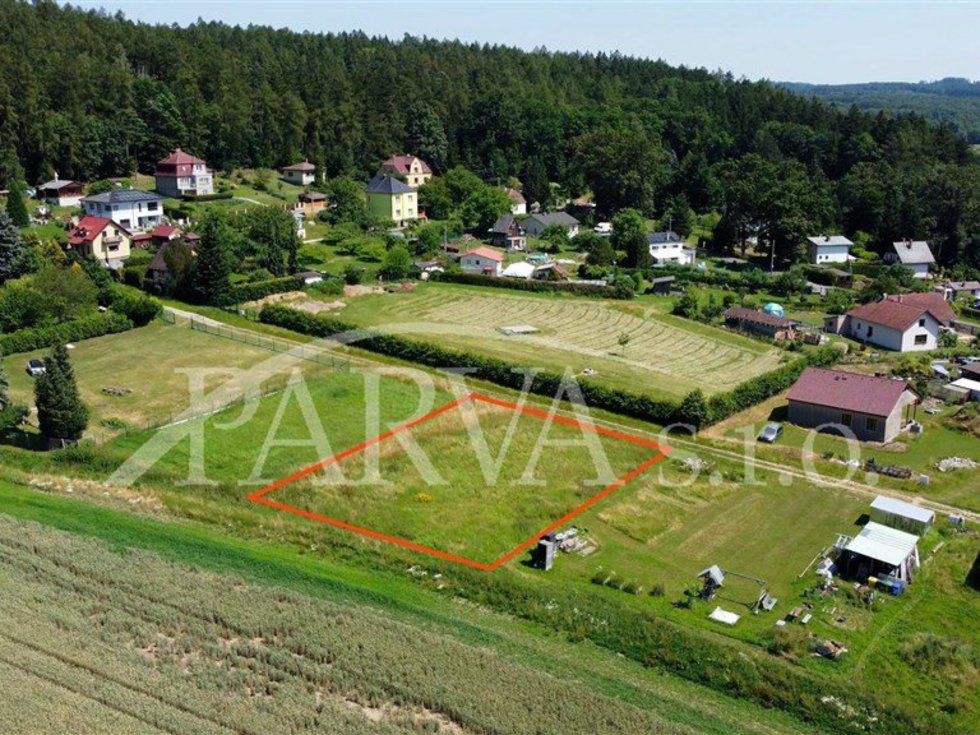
left=0, top=490, right=831, bottom=735
left=4, top=321, right=337, bottom=441
left=333, top=282, right=784, bottom=398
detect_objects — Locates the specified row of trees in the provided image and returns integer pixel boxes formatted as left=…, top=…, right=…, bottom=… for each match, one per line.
left=1, top=2, right=978, bottom=268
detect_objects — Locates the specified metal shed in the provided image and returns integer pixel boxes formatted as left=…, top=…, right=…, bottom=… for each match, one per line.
left=842, top=521, right=920, bottom=583
left=869, top=495, right=935, bottom=535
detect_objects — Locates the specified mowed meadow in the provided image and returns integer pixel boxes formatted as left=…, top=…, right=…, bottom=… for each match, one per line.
left=335, top=283, right=783, bottom=398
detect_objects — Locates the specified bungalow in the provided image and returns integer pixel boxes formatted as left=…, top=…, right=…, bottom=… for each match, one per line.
left=504, top=187, right=527, bottom=215
left=840, top=521, right=920, bottom=584
left=281, top=160, right=316, bottom=186
left=295, top=191, right=327, bottom=218
left=786, top=367, right=918, bottom=442
left=154, top=148, right=213, bottom=198
left=489, top=215, right=527, bottom=250
left=825, top=293, right=957, bottom=352
left=377, top=154, right=432, bottom=188
left=887, top=239, right=934, bottom=279
left=648, top=231, right=696, bottom=266
left=365, top=174, right=418, bottom=227
left=522, top=212, right=579, bottom=238
left=936, top=280, right=980, bottom=302
left=869, top=495, right=935, bottom=536
left=723, top=307, right=799, bottom=341
left=36, top=178, right=84, bottom=207
left=67, top=216, right=132, bottom=269
left=459, top=247, right=504, bottom=276
left=81, top=189, right=164, bottom=232
left=806, top=234, right=853, bottom=265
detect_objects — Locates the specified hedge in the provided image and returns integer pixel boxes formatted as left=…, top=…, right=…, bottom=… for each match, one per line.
left=259, top=305, right=837, bottom=426
left=227, top=276, right=304, bottom=305
left=0, top=312, right=134, bottom=355
left=432, top=272, right=631, bottom=299
left=181, top=191, right=234, bottom=202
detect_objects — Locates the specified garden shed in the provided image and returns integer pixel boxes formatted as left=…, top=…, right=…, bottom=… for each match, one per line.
left=869, top=495, right=935, bottom=535
left=841, top=521, right=920, bottom=583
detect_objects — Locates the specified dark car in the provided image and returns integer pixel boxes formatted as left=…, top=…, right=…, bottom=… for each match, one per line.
left=757, top=423, right=783, bottom=443
left=26, top=358, right=46, bottom=377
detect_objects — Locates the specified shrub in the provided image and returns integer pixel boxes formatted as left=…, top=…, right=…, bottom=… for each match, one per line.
left=228, top=276, right=299, bottom=304
left=0, top=312, right=133, bottom=355
left=109, top=290, right=161, bottom=327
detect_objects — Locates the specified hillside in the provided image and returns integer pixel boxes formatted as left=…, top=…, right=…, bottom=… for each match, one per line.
left=781, top=78, right=980, bottom=143
left=1, top=0, right=980, bottom=268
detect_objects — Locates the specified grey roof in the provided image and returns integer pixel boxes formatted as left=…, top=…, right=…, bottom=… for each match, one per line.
left=528, top=212, right=579, bottom=227
left=82, top=188, right=163, bottom=204
left=698, top=565, right=725, bottom=586
left=491, top=215, right=516, bottom=233
left=870, top=495, right=935, bottom=524
left=891, top=240, right=935, bottom=265
left=647, top=231, right=683, bottom=245
left=807, top=235, right=853, bottom=248
left=365, top=174, right=415, bottom=195
left=37, top=178, right=79, bottom=190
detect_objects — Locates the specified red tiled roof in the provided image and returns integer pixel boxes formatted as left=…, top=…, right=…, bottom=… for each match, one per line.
left=380, top=154, right=432, bottom=175
left=67, top=215, right=112, bottom=245
left=150, top=224, right=179, bottom=239
left=787, top=367, right=914, bottom=417
left=847, top=293, right=955, bottom=331
left=157, top=148, right=205, bottom=166
left=461, top=247, right=504, bottom=262
left=884, top=292, right=956, bottom=323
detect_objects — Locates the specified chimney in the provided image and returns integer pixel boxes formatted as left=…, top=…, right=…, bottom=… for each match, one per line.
left=825, top=235, right=830, bottom=242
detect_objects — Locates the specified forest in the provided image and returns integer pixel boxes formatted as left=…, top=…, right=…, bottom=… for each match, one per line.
left=1, top=0, right=979, bottom=268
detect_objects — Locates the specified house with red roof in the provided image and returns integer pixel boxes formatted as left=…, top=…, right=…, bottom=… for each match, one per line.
left=459, top=247, right=504, bottom=276
left=786, top=367, right=918, bottom=442
left=154, top=148, right=213, bottom=198
left=377, top=154, right=432, bottom=188
left=67, top=216, right=132, bottom=269
left=825, top=293, right=957, bottom=352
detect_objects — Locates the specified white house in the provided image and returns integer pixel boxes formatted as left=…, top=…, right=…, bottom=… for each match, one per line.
left=807, top=234, right=853, bottom=264
left=826, top=293, right=957, bottom=352
left=936, top=280, right=980, bottom=301
left=154, top=148, right=213, bottom=198
left=647, top=231, right=696, bottom=266
left=282, top=160, right=316, bottom=186
left=81, top=189, right=164, bottom=232
left=459, top=247, right=504, bottom=276
left=888, top=240, right=935, bottom=279
left=522, top=212, right=579, bottom=238
left=504, top=187, right=527, bottom=215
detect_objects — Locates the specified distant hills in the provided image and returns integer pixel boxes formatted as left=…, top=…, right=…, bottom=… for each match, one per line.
left=780, top=78, right=980, bottom=142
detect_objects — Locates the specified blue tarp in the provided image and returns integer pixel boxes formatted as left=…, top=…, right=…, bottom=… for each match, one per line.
left=762, top=302, right=785, bottom=317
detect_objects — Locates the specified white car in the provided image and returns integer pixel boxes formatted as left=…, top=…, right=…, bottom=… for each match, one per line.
left=26, top=359, right=46, bottom=377
left=757, top=423, right=783, bottom=443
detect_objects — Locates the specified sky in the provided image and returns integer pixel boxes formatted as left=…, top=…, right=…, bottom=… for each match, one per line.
left=73, top=1, right=979, bottom=85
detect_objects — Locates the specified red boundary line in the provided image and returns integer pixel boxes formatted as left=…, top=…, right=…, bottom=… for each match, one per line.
left=247, top=392, right=670, bottom=571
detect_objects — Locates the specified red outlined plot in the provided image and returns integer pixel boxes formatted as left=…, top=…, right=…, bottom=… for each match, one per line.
left=247, top=392, right=670, bottom=571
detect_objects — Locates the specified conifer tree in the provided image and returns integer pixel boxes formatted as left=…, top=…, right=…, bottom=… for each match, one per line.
left=5, top=180, right=29, bottom=228
left=0, top=210, right=25, bottom=283
left=34, top=344, right=88, bottom=444
left=191, top=211, right=233, bottom=305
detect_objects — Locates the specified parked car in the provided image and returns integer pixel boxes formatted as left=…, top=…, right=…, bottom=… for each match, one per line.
left=757, top=422, right=783, bottom=443
left=25, top=358, right=46, bottom=377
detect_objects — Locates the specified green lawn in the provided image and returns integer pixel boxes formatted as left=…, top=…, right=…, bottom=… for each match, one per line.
left=333, top=282, right=784, bottom=399
left=4, top=320, right=334, bottom=441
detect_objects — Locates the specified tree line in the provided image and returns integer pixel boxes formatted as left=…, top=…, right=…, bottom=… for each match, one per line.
left=0, top=0, right=978, bottom=270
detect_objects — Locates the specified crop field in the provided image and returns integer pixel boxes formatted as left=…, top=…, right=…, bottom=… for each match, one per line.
left=335, top=283, right=783, bottom=398
left=0, top=515, right=727, bottom=735
left=4, top=321, right=336, bottom=441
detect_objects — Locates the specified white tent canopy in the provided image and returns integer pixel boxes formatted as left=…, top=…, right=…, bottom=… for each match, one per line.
left=844, top=521, right=919, bottom=569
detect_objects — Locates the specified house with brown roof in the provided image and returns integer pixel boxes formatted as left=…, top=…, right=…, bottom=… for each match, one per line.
left=459, top=246, right=504, bottom=276
left=154, top=148, right=213, bottom=198
left=786, top=367, right=918, bottom=442
left=723, top=307, right=799, bottom=341
left=281, top=160, right=316, bottom=186
left=825, top=293, right=957, bottom=352
left=294, top=191, right=327, bottom=217
left=377, top=154, right=432, bottom=188
left=504, top=187, right=526, bottom=215
left=36, top=177, right=84, bottom=207
left=67, top=216, right=132, bottom=269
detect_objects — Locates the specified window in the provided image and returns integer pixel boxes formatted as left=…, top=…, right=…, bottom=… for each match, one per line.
left=918, top=318, right=926, bottom=327
left=914, top=334, right=928, bottom=346
left=841, top=413, right=852, bottom=426
left=867, top=326, right=874, bottom=337
left=866, top=417, right=878, bottom=432
left=148, top=202, right=158, bottom=211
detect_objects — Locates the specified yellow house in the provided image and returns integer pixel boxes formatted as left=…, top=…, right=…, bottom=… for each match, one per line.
left=377, top=154, right=432, bottom=188
left=365, top=174, right=418, bottom=226
left=67, top=215, right=132, bottom=269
